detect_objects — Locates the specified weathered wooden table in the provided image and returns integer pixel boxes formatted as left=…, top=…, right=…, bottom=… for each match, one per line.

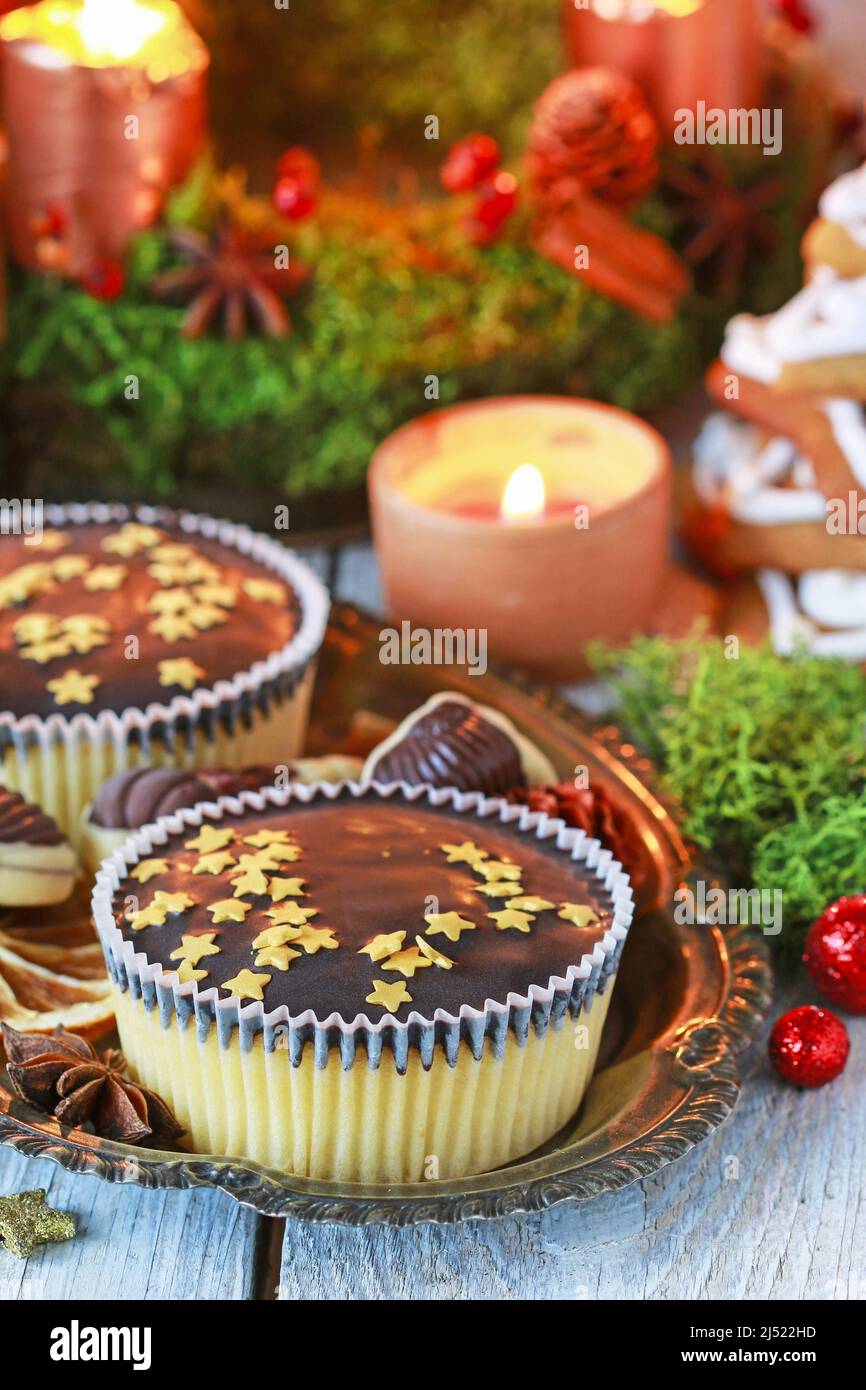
left=1, top=545, right=863, bottom=1301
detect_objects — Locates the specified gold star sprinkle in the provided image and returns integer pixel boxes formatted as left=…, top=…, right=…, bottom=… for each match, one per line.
left=152, top=890, right=194, bottom=915
left=187, top=604, right=228, bottom=632
left=169, top=932, right=221, bottom=966
left=60, top=614, right=110, bottom=634
left=208, top=898, right=250, bottom=924
left=175, top=960, right=208, bottom=984
left=221, top=969, right=270, bottom=1001
left=147, top=587, right=192, bottom=615
left=102, top=523, right=162, bottom=556
left=260, top=843, right=301, bottom=865
left=12, top=613, right=58, bottom=645
left=424, top=912, right=476, bottom=942
left=126, top=902, right=168, bottom=931
left=474, top=860, right=522, bottom=882
left=20, top=637, right=74, bottom=664
left=242, top=578, right=286, bottom=605
left=46, top=669, right=101, bottom=706
left=365, top=979, right=413, bottom=1012
left=415, top=936, right=455, bottom=969
left=185, top=825, right=235, bottom=854
left=489, top=909, right=535, bottom=933
left=289, top=924, right=339, bottom=955
left=358, top=930, right=406, bottom=961
left=130, top=858, right=170, bottom=885
left=266, top=902, right=319, bottom=927
left=149, top=613, right=197, bottom=643
left=38, top=530, right=69, bottom=551
left=243, top=829, right=291, bottom=848
left=475, top=881, right=522, bottom=899
left=83, top=564, right=127, bottom=592
left=252, top=924, right=302, bottom=949
left=268, top=877, right=306, bottom=901
left=440, top=840, right=489, bottom=865
left=63, top=629, right=109, bottom=657
left=508, top=896, right=556, bottom=913
left=158, top=658, right=206, bottom=691
left=151, top=543, right=195, bottom=563
left=558, top=903, right=601, bottom=928
left=52, top=555, right=90, bottom=580
left=254, top=944, right=301, bottom=971
left=381, top=946, right=432, bottom=979
left=233, top=850, right=285, bottom=876
left=193, top=583, right=237, bottom=608
left=231, top=867, right=270, bottom=898
left=192, top=850, right=237, bottom=875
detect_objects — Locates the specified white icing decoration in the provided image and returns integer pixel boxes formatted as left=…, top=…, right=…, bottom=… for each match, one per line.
left=693, top=415, right=825, bottom=525
left=819, top=163, right=866, bottom=251
left=720, top=271, right=866, bottom=381
left=799, top=570, right=866, bottom=629
left=756, top=568, right=866, bottom=661
left=822, top=398, right=866, bottom=487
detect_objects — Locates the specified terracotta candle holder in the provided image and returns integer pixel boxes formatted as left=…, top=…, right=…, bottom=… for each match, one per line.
left=0, top=0, right=209, bottom=276
left=368, top=396, right=672, bottom=681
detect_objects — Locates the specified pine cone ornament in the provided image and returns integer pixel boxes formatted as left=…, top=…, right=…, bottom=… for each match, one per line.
left=526, top=67, right=659, bottom=210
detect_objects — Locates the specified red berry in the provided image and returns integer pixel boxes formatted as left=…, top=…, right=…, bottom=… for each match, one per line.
left=276, top=146, right=320, bottom=193
left=78, top=258, right=125, bottom=301
left=769, top=1005, right=849, bottom=1088
left=272, top=177, right=318, bottom=221
left=441, top=133, right=501, bottom=193
left=465, top=170, right=519, bottom=243
left=804, top=896, right=866, bottom=1013
left=776, top=0, right=816, bottom=34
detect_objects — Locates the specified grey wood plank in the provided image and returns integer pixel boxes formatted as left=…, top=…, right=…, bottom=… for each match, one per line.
left=0, top=1150, right=264, bottom=1300
left=277, top=995, right=864, bottom=1301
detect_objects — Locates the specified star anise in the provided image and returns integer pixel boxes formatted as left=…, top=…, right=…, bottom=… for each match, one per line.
left=506, top=782, right=649, bottom=896
left=150, top=221, right=311, bottom=340
left=1, top=1023, right=184, bottom=1146
left=663, top=153, right=785, bottom=295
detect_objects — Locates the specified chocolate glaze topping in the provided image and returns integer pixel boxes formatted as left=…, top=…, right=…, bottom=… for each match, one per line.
left=91, top=765, right=278, bottom=830
left=368, top=699, right=525, bottom=794
left=0, top=788, right=66, bottom=845
left=111, top=788, right=614, bottom=1020
left=0, top=517, right=300, bottom=719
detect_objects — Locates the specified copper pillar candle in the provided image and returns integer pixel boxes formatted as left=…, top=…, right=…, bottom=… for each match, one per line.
left=368, top=396, right=672, bottom=681
left=563, top=0, right=763, bottom=135
left=0, top=0, right=209, bottom=275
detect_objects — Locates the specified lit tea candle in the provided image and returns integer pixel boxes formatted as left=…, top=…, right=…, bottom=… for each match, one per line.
left=563, top=0, right=762, bottom=134
left=369, top=396, right=672, bottom=680
left=0, top=0, right=209, bottom=274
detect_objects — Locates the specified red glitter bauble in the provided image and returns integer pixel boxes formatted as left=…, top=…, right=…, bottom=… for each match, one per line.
left=79, top=258, right=125, bottom=301
left=272, top=178, right=318, bottom=222
left=804, top=896, right=866, bottom=1014
left=768, top=1006, right=850, bottom=1088
left=276, top=146, right=320, bottom=193
left=441, top=133, right=501, bottom=194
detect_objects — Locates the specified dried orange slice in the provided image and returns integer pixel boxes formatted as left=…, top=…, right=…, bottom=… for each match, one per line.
left=0, top=885, right=113, bottom=1039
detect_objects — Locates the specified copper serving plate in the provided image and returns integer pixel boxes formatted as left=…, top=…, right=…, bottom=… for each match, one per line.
left=0, top=604, right=772, bottom=1226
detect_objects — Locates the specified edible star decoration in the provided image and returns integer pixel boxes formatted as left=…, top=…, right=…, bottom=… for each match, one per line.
left=37, top=530, right=68, bottom=552
left=255, top=944, right=301, bottom=971
left=169, top=933, right=221, bottom=967
left=221, top=969, right=270, bottom=1001
left=475, top=881, right=522, bottom=899
left=440, top=841, right=488, bottom=865
left=508, top=896, right=555, bottom=913
left=244, top=829, right=291, bottom=848
left=102, top=523, right=163, bottom=556
left=185, top=825, right=235, bottom=854
left=0, top=1189, right=75, bottom=1260
left=0, top=562, right=56, bottom=608
left=12, top=613, right=57, bottom=644
left=158, top=658, right=206, bottom=691
left=84, top=564, right=127, bottom=591
left=153, top=890, right=195, bottom=915
left=424, top=912, right=476, bottom=942
left=20, top=636, right=74, bottom=664
left=266, top=902, right=319, bottom=927
left=365, top=979, right=413, bottom=1012
left=176, top=960, right=208, bottom=984
left=358, top=930, right=406, bottom=961
left=287, top=924, right=338, bottom=955
left=252, top=924, right=302, bottom=949
left=268, top=877, right=306, bottom=901
left=46, top=669, right=101, bottom=706
left=231, top=866, right=270, bottom=898
left=192, top=850, right=237, bottom=875
left=149, top=613, right=197, bottom=643
left=474, top=860, right=522, bottom=882
left=208, top=898, right=250, bottom=924
left=52, top=555, right=90, bottom=580
left=195, top=583, right=237, bottom=608
left=381, top=945, right=431, bottom=979
left=126, top=902, right=169, bottom=931
left=130, top=858, right=170, bottom=884
left=147, top=587, right=193, bottom=615
left=242, top=578, right=286, bottom=605
left=489, top=909, right=535, bottom=933
left=187, top=603, right=228, bottom=632
left=558, top=903, right=600, bottom=928
left=415, top=936, right=455, bottom=969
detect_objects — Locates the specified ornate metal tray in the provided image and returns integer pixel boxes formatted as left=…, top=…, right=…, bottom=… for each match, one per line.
left=0, top=603, right=772, bottom=1226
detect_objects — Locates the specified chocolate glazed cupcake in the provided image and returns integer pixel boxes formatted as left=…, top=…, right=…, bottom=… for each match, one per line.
left=92, top=781, right=634, bottom=1184
left=0, top=504, right=329, bottom=844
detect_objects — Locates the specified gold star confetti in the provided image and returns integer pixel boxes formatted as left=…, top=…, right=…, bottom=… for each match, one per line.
left=102, top=523, right=163, bottom=556
left=252, top=924, right=302, bottom=949
left=185, top=825, right=235, bottom=854
left=415, top=936, right=455, bottom=969
left=475, top=881, right=522, bottom=899
left=221, top=969, right=270, bottom=1001
left=192, top=850, right=237, bottom=876
left=12, top=613, right=58, bottom=645
left=474, top=860, right=522, bottom=882
left=52, top=555, right=90, bottom=581
left=508, top=896, right=556, bottom=913
left=46, top=669, right=101, bottom=705
left=424, top=912, right=476, bottom=942
left=208, top=898, right=250, bottom=924
left=268, top=877, right=306, bottom=901
left=169, top=933, right=221, bottom=966
left=175, top=960, right=208, bottom=984
left=130, top=858, right=170, bottom=885
left=242, top=578, right=286, bottom=605
left=254, top=944, right=301, bottom=971
left=289, top=924, right=339, bottom=955
left=381, top=945, right=432, bottom=979
left=149, top=613, right=197, bottom=643
left=358, top=930, right=406, bottom=961
left=83, top=564, right=127, bottom=592
left=266, top=902, right=319, bottom=927
left=365, top=979, right=413, bottom=1012
left=440, top=840, right=489, bottom=865
left=152, top=890, right=194, bottom=915
left=489, top=909, right=535, bottom=933
left=158, top=658, right=206, bottom=691
left=126, top=902, right=168, bottom=931
left=243, top=828, right=291, bottom=848
left=0, top=1189, right=75, bottom=1260
left=558, top=903, right=601, bottom=928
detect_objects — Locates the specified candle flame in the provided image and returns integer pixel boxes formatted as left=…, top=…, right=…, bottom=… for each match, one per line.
left=500, top=465, right=545, bottom=522
left=79, top=0, right=165, bottom=61
left=0, top=1, right=209, bottom=79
